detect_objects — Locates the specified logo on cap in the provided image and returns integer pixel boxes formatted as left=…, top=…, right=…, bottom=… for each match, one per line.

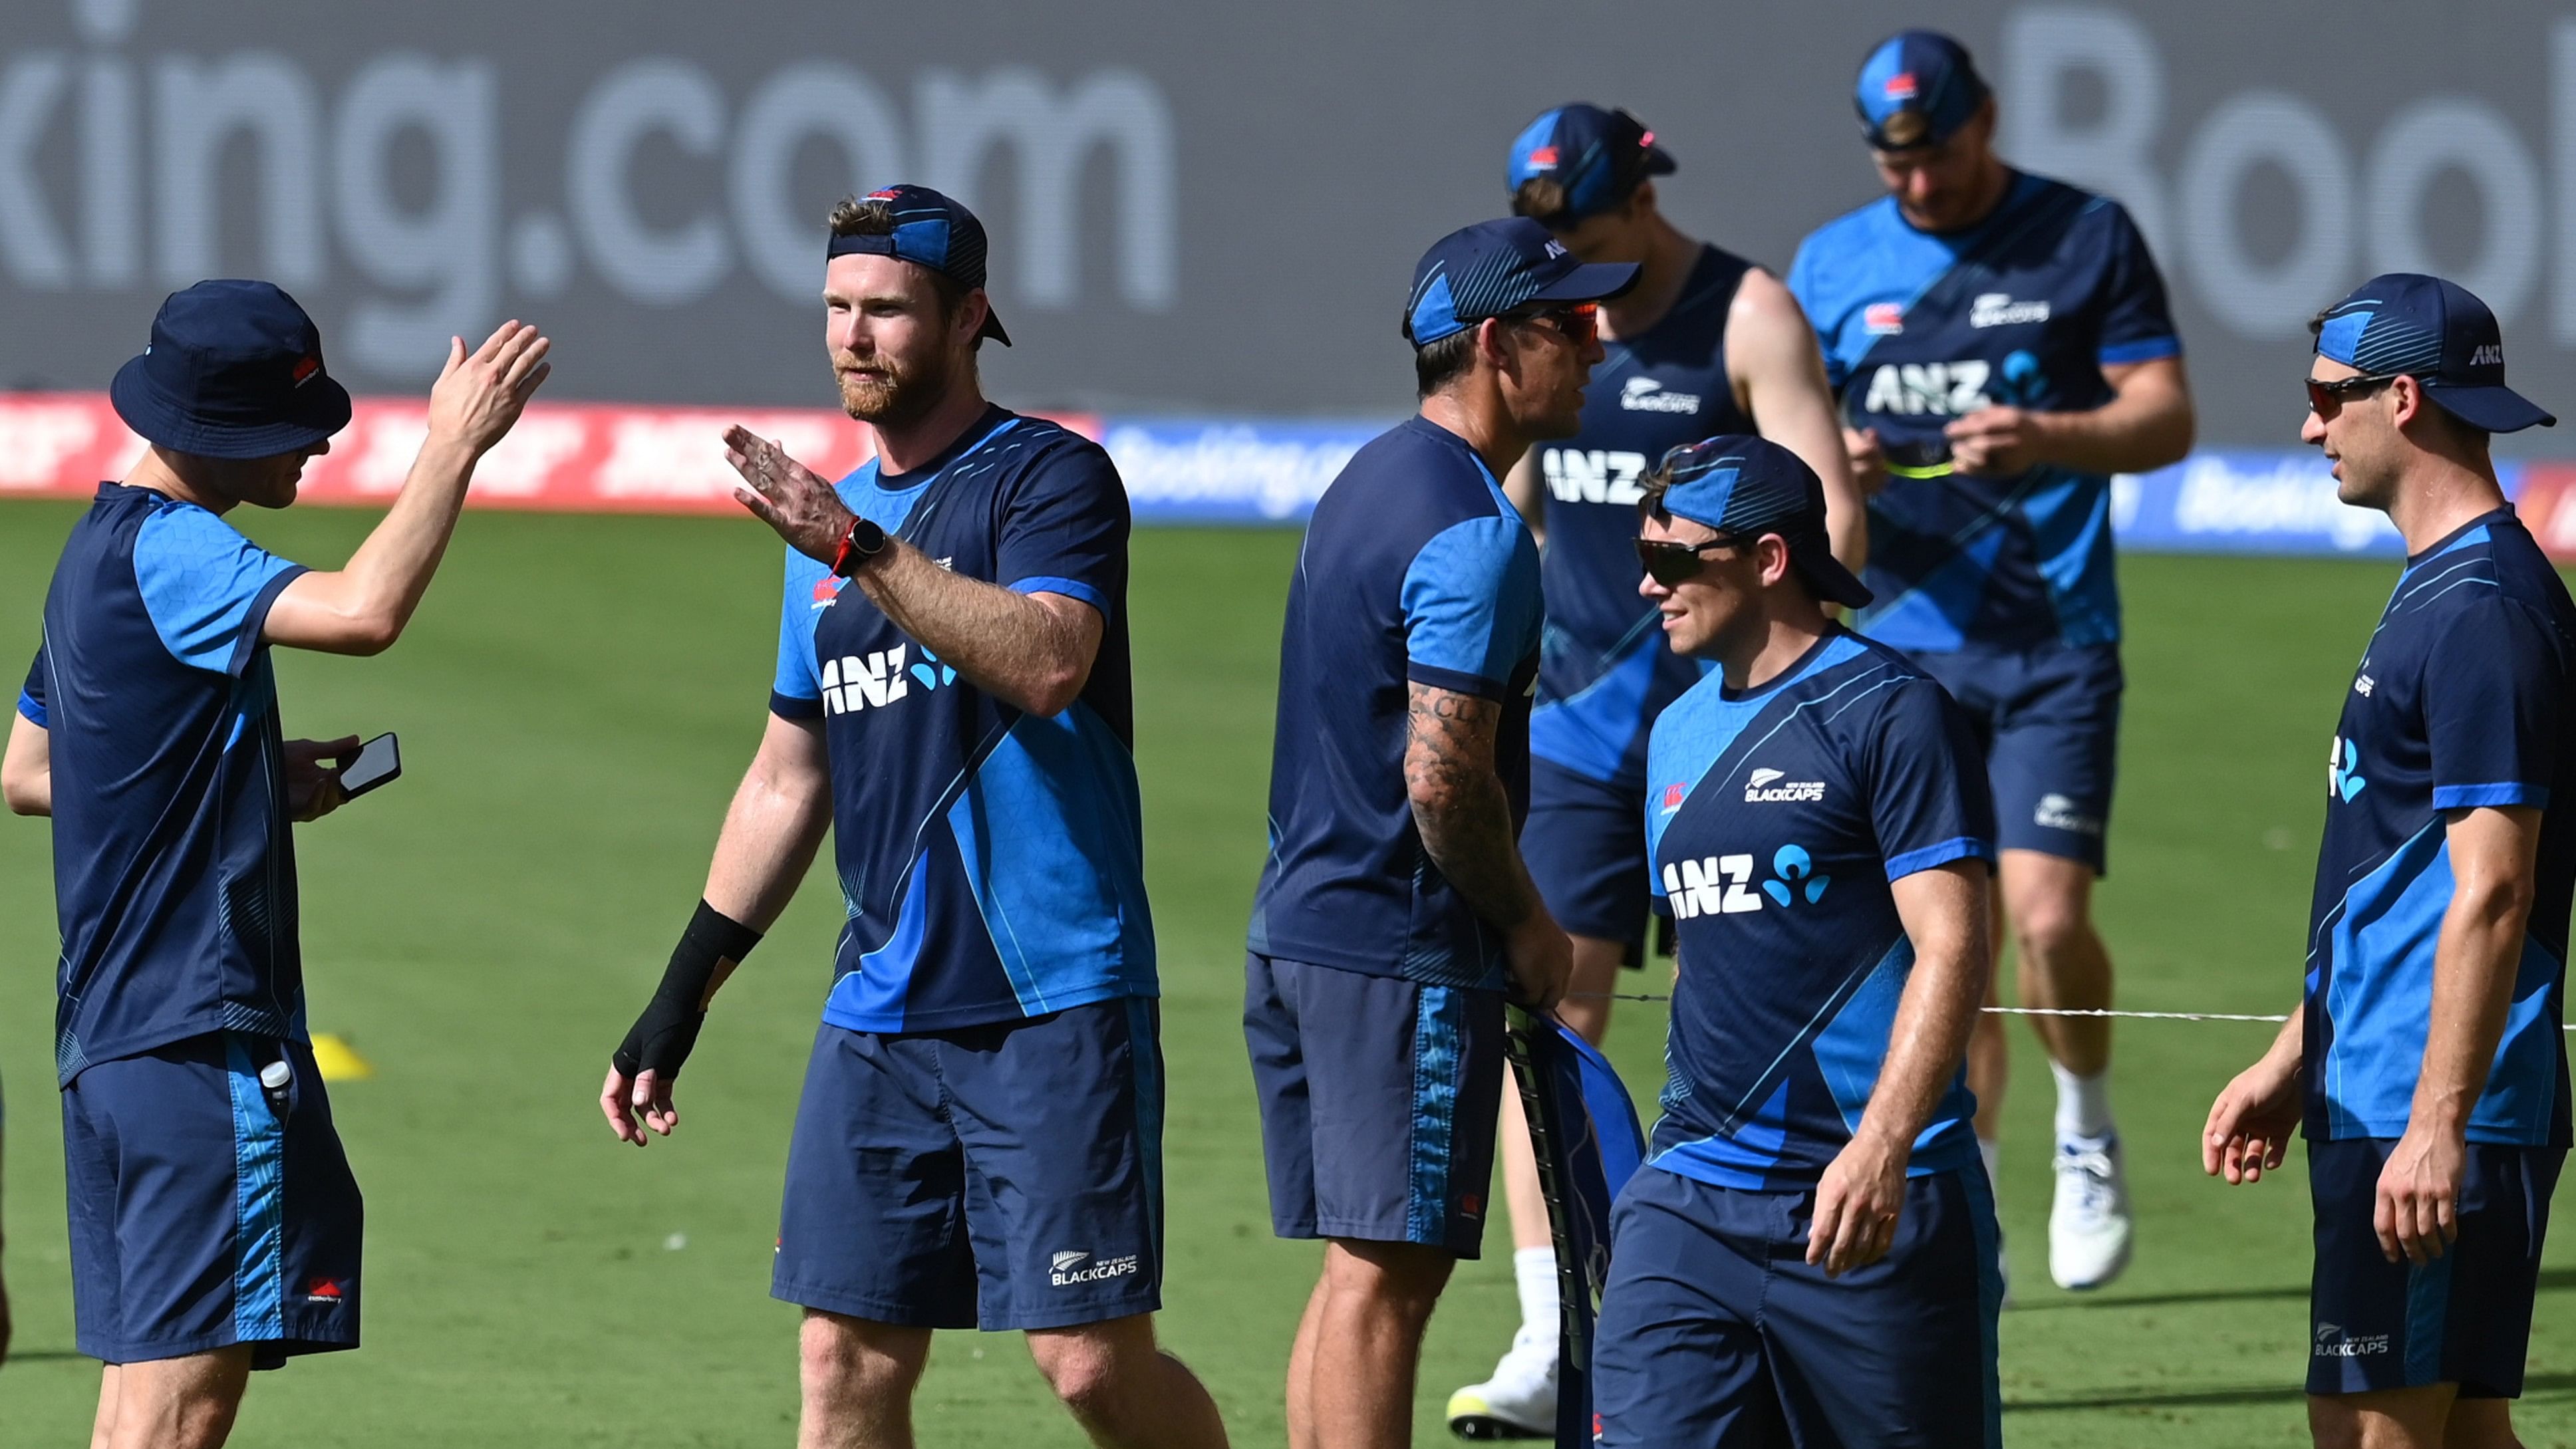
left=1885, top=72, right=1918, bottom=100
left=290, top=354, right=322, bottom=386
left=2473, top=344, right=2504, bottom=366
left=1525, top=145, right=1559, bottom=170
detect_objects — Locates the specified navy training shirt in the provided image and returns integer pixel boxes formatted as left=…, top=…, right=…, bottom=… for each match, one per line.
left=1529, top=244, right=1753, bottom=789
left=2305, top=509, right=2576, bottom=1146
left=24, top=484, right=311, bottom=1083
left=770, top=406, right=1156, bottom=1033
left=1644, top=629, right=1995, bottom=1188
left=1787, top=171, right=2180, bottom=654
left=1249, top=416, right=1544, bottom=989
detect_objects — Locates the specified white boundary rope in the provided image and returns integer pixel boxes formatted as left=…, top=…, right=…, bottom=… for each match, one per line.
left=1569, top=993, right=2576, bottom=1029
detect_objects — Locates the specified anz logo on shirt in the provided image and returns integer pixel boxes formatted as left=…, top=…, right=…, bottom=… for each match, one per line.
left=1540, top=448, right=1649, bottom=505
left=819, top=644, right=958, bottom=717
left=2328, top=734, right=2367, bottom=803
left=1662, top=845, right=1832, bottom=919
left=1853, top=349, right=2044, bottom=418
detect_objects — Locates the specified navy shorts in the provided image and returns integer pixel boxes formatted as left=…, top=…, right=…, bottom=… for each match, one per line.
left=1242, top=954, right=1503, bottom=1256
left=63, top=1033, right=364, bottom=1367
left=1592, top=1164, right=2002, bottom=1449
left=773, top=998, right=1165, bottom=1331
left=1524, top=758, right=1654, bottom=954
left=1912, top=644, right=2121, bottom=872
left=2307, top=1138, right=2563, bottom=1397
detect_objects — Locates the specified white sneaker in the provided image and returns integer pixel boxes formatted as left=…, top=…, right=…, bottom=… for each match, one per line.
left=1445, top=1322, right=1556, bottom=1440
left=2048, top=1130, right=2133, bottom=1291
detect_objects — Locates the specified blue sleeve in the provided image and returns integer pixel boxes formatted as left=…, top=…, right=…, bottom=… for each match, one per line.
left=17, top=646, right=44, bottom=727
left=131, top=507, right=307, bottom=677
left=771, top=547, right=828, bottom=719
left=1783, top=234, right=1844, bottom=389
left=2426, top=597, right=2561, bottom=812
left=1401, top=516, right=1542, bottom=700
left=996, top=442, right=1127, bottom=617
left=2092, top=201, right=2182, bottom=367
left=1866, top=679, right=1998, bottom=881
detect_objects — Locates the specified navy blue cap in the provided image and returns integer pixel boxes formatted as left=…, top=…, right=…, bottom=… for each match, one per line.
left=1404, top=217, right=1639, bottom=345
left=826, top=184, right=1011, bottom=346
left=109, top=280, right=353, bottom=461
left=1506, top=104, right=1676, bottom=225
left=1854, top=30, right=1991, bottom=151
left=1653, top=434, right=1871, bottom=609
left=2315, top=274, right=2555, bottom=433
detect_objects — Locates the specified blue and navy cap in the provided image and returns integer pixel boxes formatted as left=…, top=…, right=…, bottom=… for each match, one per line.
left=1653, top=434, right=1871, bottom=608
left=827, top=184, right=1010, bottom=346
left=108, top=280, right=353, bottom=460
left=2315, top=274, right=2555, bottom=433
left=1854, top=30, right=1991, bottom=152
left=1506, top=104, right=1676, bottom=225
left=1403, top=217, right=1639, bottom=345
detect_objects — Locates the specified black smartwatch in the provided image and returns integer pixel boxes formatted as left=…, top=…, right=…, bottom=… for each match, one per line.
left=831, top=517, right=887, bottom=578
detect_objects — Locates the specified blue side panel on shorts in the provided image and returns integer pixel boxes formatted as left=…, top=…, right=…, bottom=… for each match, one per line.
left=2405, top=1251, right=2454, bottom=1386
left=1407, top=986, right=1464, bottom=1243
left=221, top=1036, right=287, bottom=1343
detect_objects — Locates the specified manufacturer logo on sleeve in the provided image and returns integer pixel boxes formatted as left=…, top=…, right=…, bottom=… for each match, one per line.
left=1660, top=782, right=1687, bottom=815
left=1864, top=302, right=1906, bottom=336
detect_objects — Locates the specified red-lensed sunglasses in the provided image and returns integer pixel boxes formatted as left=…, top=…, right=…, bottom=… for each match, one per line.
left=1510, top=301, right=1600, bottom=344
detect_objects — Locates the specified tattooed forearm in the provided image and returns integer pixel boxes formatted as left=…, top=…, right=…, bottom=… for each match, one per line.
left=1403, top=681, right=1546, bottom=932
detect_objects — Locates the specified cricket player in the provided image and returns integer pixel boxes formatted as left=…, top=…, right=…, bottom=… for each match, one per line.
left=2206, top=273, right=2569, bottom=1449
left=1592, top=435, right=1999, bottom=1448
left=1456, top=101, right=1864, bottom=1437
left=599, top=186, right=1226, bottom=1449
left=1787, top=29, right=2195, bottom=1289
left=1245, top=216, right=1628, bottom=1448
left=2, top=280, right=550, bottom=1448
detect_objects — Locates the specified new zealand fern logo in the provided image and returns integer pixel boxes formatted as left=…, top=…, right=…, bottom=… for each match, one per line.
left=1761, top=844, right=1830, bottom=906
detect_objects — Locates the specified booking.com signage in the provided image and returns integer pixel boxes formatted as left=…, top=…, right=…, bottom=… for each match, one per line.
left=7, top=0, right=2576, bottom=457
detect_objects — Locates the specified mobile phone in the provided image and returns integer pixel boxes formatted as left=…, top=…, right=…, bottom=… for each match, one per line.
left=340, top=733, right=402, bottom=799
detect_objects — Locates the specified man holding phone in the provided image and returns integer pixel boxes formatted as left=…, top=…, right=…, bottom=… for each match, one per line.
left=3, top=279, right=549, bottom=1449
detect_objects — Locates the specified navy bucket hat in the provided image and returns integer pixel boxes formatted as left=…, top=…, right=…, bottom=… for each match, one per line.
left=110, top=280, right=353, bottom=460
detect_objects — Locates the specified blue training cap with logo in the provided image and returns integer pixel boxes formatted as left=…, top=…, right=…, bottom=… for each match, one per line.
left=2315, top=273, right=2555, bottom=433
left=826, top=184, right=1012, bottom=346
left=1854, top=30, right=1991, bottom=152
left=108, top=279, right=353, bottom=461
left=1506, top=104, right=1677, bottom=225
left=1653, top=434, right=1872, bottom=609
left=1403, top=217, right=1640, bottom=345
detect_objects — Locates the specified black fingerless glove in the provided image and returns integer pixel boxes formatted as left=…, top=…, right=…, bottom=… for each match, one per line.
left=613, top=901, right=764, bottom=1080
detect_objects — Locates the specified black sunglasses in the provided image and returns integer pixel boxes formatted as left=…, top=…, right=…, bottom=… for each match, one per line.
left=1635, top=535, right=1742, bottom=587
left=2306, top=373, right=2398, bottom=416
left=1508, top=302, right=1600, bottom=344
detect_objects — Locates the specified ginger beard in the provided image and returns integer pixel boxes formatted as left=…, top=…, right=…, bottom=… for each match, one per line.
left=833, top=338, right=957, bottom=430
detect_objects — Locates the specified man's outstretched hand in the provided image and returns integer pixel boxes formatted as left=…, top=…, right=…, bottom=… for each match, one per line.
left=724, top=428, right=853, bottom=564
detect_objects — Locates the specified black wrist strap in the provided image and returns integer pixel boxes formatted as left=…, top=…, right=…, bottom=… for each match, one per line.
left=613, top=900, right=764, bottom=1079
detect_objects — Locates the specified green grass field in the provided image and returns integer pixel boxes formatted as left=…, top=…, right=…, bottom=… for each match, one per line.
left=1, top=499, right=2571, bottom=1446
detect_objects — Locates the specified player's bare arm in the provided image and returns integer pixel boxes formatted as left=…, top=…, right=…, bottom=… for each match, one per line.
left=1943, top=355, right=2194, bottom=479
left=265, top=322, right=553, bottom=655
left=724, top=427, right=1105, bottom=718
left=1725, top=268, right=1866, bottom=573
left=601, top=712, right=831, bottom=1146
left=1403, top=680, right=1571, bottom=1009
left=2377, top=804, right=2543, bottom=1265
left=2204, top=1006, right=2304, bottom=1186
left=1, top=712, right=48, bottom=817
left=1809, top=858, right=1991, bottom=1276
